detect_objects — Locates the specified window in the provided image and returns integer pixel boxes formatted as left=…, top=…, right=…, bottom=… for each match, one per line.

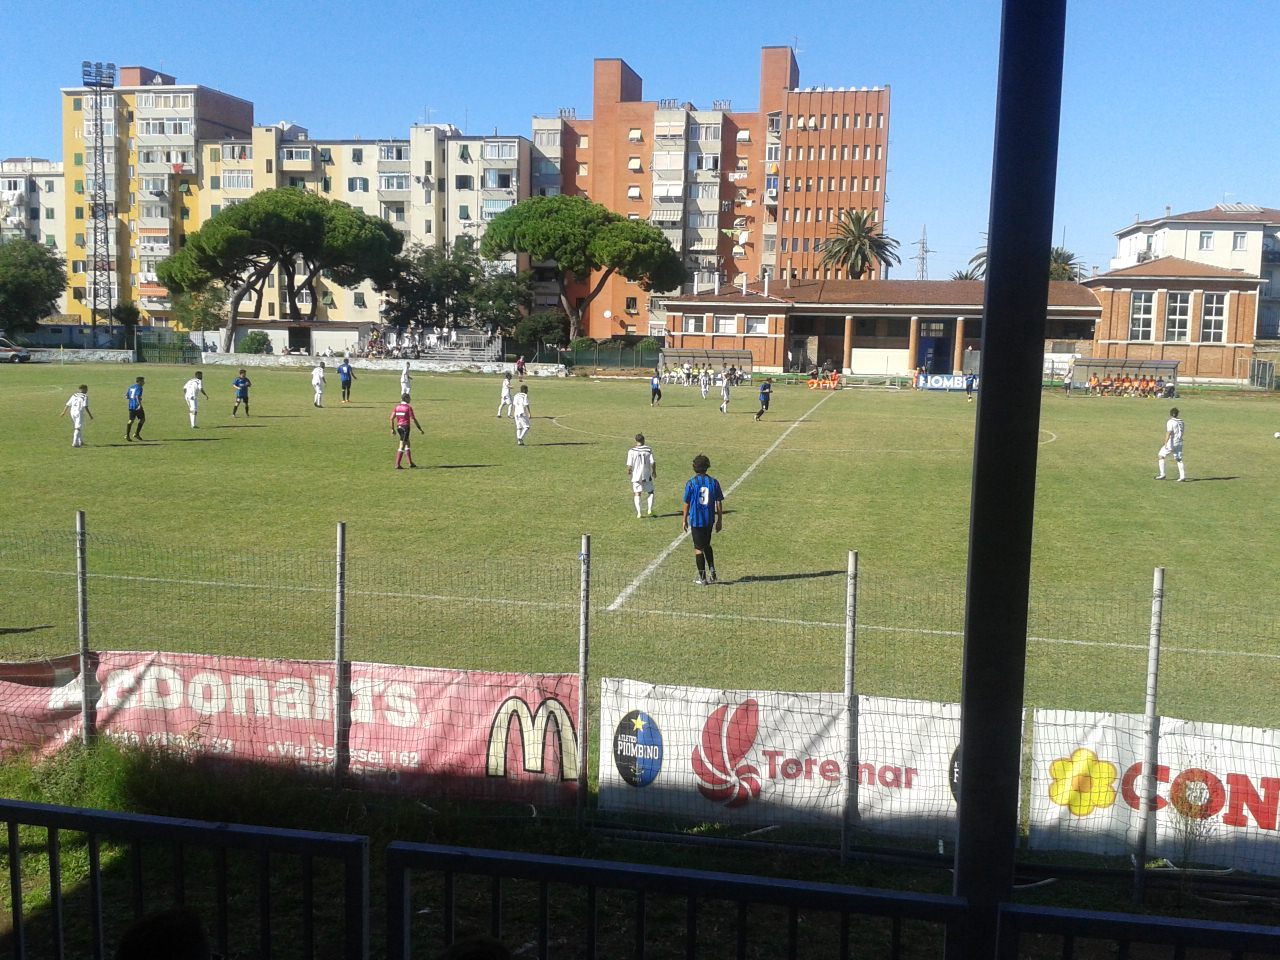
left=379, top=144, right=408, bottom=160
left=625, top=296, right=638, bottom=313
left=1128, top=291, right=1154, bottom=340
left=481, top=198, right=513, bottom=220
left=1164, top=292, right=1190, bottom=341
left=780, top=237, right=788, bottom=251
left=627, top=157, right=642, bottom=173
left=877, top=113, right=884, bottom=128
left=222, top=144, right=252, bottom=161
left=765, top=144, right=780, bottom=162
left=287, top=177, right=305, bottom=189
left=688, top=212, right=717, bottom=228
left=653, top=151, right=683, bottom=170
left=745, top=315, right=767, bottom=334
left=455, top=175, right=474, bottom=190
left=689, top=154, right=720, bottom=171
left=75, top=206, right=84, bottom=219
left=577, top=162, right=588, bottom=176
left=347, top=177, right=369, bottom=192
left=458, top=205, right=471, bottom=220
left=765, top=174, right=778, bottom=193
left=458, top=145, right=472, bottom=161
left=628, top=128, right=643, bottom=142
left=1200, top=293, right=1225, bottom=342
left=873, top=176, right=881, bottom=192
left=322, top=176, right=331, bottom=192
left=73, top=152, right=83, bottom=166
left=853, top=113, right=860, bottom=128
left=713, top=314, right=736, bottom=333
left=44, top=207, right=54, bottom=219
left=805, top=178, right=812, bottom=192
left=1199, top=231, right=1213, bottom=251
left=351, top=148, right=363, bottom=163
left=483, top=169, right=513, bottom=189
left=280, top=147, right=312, bottom=162
left=380, top=174, right=410, bottom=190
left=209, top=175, right=220, bottom=190
left=210, top=204, right=221, bottom=216
left=382, top=204, right=406, bottom=222
left=45, top=235, right=56, bottom=248
left=736, top=129, right=751, bottom=142
left=865, top=113, right=873, bottom=127
left=73, top=97, right=82, bottom=111
left=682, top=313, right=705, bottom=333
left=807, top=146, right=814, bottom=161
left=876, top=144, right=883, bottom=160
left=687, top=182, right=717, bottom=199
left=1233, top=231, right=1247, bottom=252
left=353, top=292, right=367, bottom=308
left=319, top=148, right=332, bottom=163
left=534, top=129, right=561, bottom=147
left=482, top=141, right=518, bottom=160
left=223, top=170, right=253, bottom=190
left=578, top=135, right=589, bottom=149
left=71, top=260, right=86, bottom=273
left=626, top=185, right=642, bottom=200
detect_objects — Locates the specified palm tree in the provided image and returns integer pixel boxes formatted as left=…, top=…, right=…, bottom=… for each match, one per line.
left=967, top=245, right=1084, bottom=282
left=950, top=267, right=982, bottom=281
left=821, top=210, right=901, bottom=279
left=1048, top=246, right=1085, bottom=282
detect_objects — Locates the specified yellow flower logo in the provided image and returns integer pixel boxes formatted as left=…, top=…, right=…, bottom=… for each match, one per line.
left=1048, top=748, right=1118, bottom=816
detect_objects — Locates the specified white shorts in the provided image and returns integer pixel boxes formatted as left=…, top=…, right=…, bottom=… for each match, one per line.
left=186, top=399, right=198, bottom=413
left=631, top=479, right=654, bottom=494
left=1159, top=443, right=1183, bottom=461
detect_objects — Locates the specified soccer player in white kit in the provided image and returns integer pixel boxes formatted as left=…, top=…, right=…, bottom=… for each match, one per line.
left=400, top=362, right=413, bottom=400
left=496, top=372, right=513, bottom=418
left=719, top=376, right=731, bottom=414
left=699, top=367, right=711, bottom=400
left=60, top=384, right=93, bottom=447
left=512, top=384, right=531, bottom=445
left=1155, top=407, right=1186, bottom=481
left=182, top=371, right=209, bottom=427
left=311, top=362, right=326, bottom=407
left=626, top=433, right=657, bottom=518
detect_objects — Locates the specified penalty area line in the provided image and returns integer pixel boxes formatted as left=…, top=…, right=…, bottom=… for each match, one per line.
left=605, top=389, right=840, bottom=612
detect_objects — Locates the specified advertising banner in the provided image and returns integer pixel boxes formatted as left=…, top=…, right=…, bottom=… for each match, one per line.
left=1030, top=709, right=1280, bottom=876
left=0, top=656, right=85, bottom=756
left=598, top=678, right=961, bottom=835
left=7, top=652, right=579, bottom=805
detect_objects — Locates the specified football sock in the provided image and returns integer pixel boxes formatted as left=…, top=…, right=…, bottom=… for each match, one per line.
left=634, top=493, right=642, bottom=517
left=396, top=451, right=403, bottom=468
left=1177, top=463, right=1185, bottom=480
left=703, top=545, right=715, bottom=571
left=646, top=494, right=654, bottom=513
left=695, top=553, right=706, bottom=577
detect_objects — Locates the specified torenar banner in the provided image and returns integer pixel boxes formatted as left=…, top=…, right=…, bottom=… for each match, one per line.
left=1030, top=709, right=1280, bottom=876
left=598, top=677, right=961, bottom=835
left=2, top=652, right=579, bottom=805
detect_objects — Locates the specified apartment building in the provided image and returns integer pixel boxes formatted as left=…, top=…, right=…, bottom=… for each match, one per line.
left=59, top=66, right=253, bottom=325
left=0, top=158, right=68, bottom=315
left=534, top=47, right=890, bottom=340
left=1110, top=203, right=1280, bottom=339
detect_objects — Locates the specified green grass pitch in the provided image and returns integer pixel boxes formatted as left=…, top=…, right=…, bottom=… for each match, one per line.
left=2, top=362, right=1278, bottom=728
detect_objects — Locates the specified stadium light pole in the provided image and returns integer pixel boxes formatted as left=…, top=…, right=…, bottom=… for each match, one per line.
left=81, top=60, right=116, bottom=333
left=950, top=2, right=1066, bottom=959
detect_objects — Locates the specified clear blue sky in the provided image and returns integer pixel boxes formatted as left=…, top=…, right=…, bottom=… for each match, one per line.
left=3, top=0, right=1275, bottom=279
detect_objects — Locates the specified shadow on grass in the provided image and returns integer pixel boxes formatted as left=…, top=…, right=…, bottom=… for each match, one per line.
left=250, top=415, right=302, bottom=419
left=212, top=424, right=266, bottom=429
left=165, top=437, right=225, bottom=443
left=1181, top=476, right=1239, bottom=483
left=434, top=464, right=497, bottom=470
left=538, top=441, right=596, bottom=447
left=727, top=569, right=846, bottom=584
left=0, top=625, right=52, bottom=635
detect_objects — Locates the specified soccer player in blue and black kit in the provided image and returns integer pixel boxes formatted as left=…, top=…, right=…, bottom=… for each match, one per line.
left=124, top=376, right=145, bottom=441
left=337, top=359, right=356, bottom=403
left=754, top=378, right=772, bottom=421
left=232, top=369, right=252, bottom=417
left=682, top=454, right=724, bottom=585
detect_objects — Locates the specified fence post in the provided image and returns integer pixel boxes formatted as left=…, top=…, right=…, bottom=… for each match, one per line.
left=841, top=550, right=859, bottom=864
left=333, top=522, right=351, bottom=784
left=577, top=534, right=591, bottom=828
left=1133, top=565, right=1165, bottom=905
left=76, top=510, right=95, bottom=744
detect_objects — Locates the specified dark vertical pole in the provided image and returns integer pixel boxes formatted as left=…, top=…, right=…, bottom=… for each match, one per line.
left=951, top=2, right=1067, bottom=958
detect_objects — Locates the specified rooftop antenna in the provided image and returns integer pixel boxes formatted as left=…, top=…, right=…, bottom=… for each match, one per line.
left=910, top=224, right=935, bottom=281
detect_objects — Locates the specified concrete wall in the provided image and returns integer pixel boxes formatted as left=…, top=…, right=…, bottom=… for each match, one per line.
left=30, top=348, right=134, bottom=363
left=197, top=353, right=567, bottom=377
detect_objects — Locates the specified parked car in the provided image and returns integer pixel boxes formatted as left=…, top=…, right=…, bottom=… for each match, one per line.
left=0, top=337, right=32, bottom=362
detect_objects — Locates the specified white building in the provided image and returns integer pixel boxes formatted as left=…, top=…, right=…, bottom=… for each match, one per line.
left=1110, top=204, right=1280, bottom=339
left=1, top=158, right=68, bottom=314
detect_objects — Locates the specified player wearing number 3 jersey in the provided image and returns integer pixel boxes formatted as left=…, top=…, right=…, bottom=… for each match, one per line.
left=682, top=453, right=724, bottom=585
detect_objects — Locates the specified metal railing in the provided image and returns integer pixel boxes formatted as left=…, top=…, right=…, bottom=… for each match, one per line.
left=1, top=799, right=369, bottom=960
left=385, top=842, right=967, bottom=960
left=996, top=902, right=1280, bottom=959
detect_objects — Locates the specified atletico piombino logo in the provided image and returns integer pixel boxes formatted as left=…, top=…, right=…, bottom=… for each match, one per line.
left=612, top=709, right=663, bottom=787
left=1048, top=747, right=1118, bottom=816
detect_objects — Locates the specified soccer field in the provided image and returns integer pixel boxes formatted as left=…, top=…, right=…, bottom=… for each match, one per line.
left=3, top=362, right=1279, bottom=728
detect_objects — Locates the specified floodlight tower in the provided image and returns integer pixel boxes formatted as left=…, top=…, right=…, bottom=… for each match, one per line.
left=81, top=61, right=116, bottom=330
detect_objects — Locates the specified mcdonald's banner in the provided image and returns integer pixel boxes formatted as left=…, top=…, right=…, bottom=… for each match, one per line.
left=1030, top=709, right=1280, bottom=876
left=597, top=677, right=961, bottom=834
left=1, top=653, right=579, bottom=805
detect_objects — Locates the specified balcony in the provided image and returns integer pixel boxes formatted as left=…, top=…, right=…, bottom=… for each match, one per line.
left=762, top=189, right=778, bottom=206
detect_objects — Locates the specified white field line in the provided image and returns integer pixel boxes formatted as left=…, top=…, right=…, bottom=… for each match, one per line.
left=10, top=564, right=1276, bottom=662
left=605, top=389, right=840, bottom=612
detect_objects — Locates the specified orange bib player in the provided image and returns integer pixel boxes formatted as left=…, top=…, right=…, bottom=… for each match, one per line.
left=389, top=393, right=423, bottom=469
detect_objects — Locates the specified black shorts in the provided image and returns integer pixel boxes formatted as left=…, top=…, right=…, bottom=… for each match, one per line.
left=759, top=395, right=770, bottom=409
left=396, top=425, right=411, bottom=443
left=690, top=526, right=713, bottom=550
left=128, top=408, right=145, bottom=422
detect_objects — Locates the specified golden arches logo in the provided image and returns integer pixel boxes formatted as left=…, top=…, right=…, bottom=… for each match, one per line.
left=486, top=696, right=577, bottom=780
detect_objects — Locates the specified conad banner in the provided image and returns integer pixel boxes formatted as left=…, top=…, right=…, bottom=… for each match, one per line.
left=1030, top=709, right=1280, bottom=876
left=0, top=653, right=579, bottom=805
left=598, top=677, right=961, bottom=835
